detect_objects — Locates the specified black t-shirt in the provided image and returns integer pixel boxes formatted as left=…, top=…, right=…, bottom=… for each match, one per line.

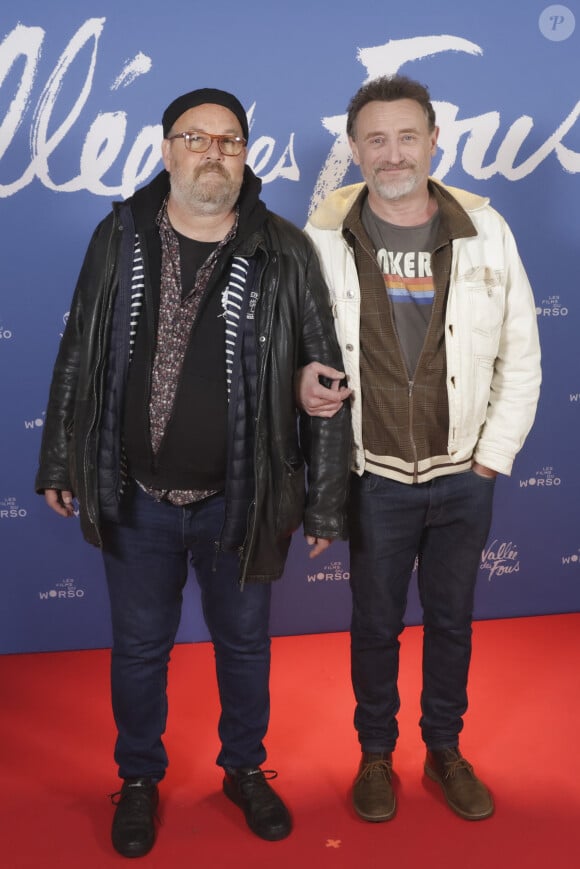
left=123, top=235, right=229, bottom=491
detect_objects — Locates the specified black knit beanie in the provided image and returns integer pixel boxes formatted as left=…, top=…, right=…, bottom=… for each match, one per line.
left=162, top=87, right=249, bottom=140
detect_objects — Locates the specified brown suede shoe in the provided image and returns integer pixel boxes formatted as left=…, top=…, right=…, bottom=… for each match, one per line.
left=353, top=752, right=396, bottom=822
left=425, top=747, right=494, bottom=820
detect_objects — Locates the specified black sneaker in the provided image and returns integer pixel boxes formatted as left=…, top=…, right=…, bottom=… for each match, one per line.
left=110, top=777, right=159, bottom=857
left=223, top=767, right=292, bottom=841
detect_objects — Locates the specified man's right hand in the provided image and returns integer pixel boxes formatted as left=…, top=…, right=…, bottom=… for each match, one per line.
left=44, top=488, right=75, bottom=517
left=295, top=362, right=352, bottom=418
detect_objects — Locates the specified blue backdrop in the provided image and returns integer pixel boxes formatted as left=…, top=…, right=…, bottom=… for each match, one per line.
left=1, top=0, right=579, bottom=653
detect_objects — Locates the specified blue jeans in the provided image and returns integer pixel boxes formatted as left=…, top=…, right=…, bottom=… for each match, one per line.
left=349, top=469, right=495, bottom=753
left=101, top=484, right=272, bottom=781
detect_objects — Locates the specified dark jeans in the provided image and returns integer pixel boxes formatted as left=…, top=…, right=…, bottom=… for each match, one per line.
left=349, top=469, right=495, bottom=753
left=102, top=484, right=271, bottom=781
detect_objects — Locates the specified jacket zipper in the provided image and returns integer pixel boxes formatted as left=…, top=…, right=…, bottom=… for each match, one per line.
left=357, top=232, right=422, bottom=481
left=408, top=380, right=419, bottom=483
left=238, top=249, right=277, bottom=588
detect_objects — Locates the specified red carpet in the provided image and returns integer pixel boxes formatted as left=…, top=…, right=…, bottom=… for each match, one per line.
left=1, top=613, right=579, bottom=868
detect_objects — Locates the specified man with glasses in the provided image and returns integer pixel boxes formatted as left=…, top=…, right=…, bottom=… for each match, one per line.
left=36, top=88, right=350, bottom=857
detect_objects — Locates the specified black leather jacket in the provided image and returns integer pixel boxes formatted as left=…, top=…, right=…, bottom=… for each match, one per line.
left=35, top=169, right=351, bottom=584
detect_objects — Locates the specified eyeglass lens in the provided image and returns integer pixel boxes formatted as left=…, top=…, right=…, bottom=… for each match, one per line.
left=185, top=133, right=244, bottom=156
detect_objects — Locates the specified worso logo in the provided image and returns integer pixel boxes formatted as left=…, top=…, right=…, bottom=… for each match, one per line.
left=0, top=320, right=14, bottom=340
left=536, top=295, right=569, bottom=317
left=24, top=411, right=45, bottom=431
left=0, top=497, right=27, bottom=519
left=59, top=311, right=69, bottom=338
left=480, top=539, right=520, bottom=581
left=307, top=560, right=350, bottom=583
left=39, top=577, right=85, bottom=601
left=519, top=466, right=562, bottom=488
left=561, top=549, right=580, bottom=567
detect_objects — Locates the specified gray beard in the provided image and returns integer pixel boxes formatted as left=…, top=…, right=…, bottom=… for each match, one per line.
left=372, top=172, right=419, bottom=202
left=188, top=184, right=239, bottom=215
left=171, top=166, right=240, bottom=215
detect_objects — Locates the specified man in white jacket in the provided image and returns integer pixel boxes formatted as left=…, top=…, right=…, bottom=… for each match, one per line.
left=298, top=75, right=541, bottom=823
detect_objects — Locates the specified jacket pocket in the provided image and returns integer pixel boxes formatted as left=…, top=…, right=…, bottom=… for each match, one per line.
left=457, top=267, right=504, bottom=337
left=276, top=459, right=306, bottom=536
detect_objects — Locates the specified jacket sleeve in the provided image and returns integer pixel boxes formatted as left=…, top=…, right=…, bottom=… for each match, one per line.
left=34, top=218, right=111, bottom=494
left=298, top=243, right=351, bottom=539
left=473, top=219, right=541, bottom=474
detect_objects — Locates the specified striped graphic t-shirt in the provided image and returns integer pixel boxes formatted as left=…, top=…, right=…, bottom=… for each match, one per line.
left=362, top=199, right=440, bottom=378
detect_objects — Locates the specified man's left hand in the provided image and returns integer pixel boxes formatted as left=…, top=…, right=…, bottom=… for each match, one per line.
left=472, top=461, right=498, bottom=479
left=305, top=536, right=333, bottom=559
left=295, top=362, right=351, bottom=417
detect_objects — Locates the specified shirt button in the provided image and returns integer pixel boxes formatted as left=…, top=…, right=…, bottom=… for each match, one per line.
left=345, top=343, right=354, bottom=351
